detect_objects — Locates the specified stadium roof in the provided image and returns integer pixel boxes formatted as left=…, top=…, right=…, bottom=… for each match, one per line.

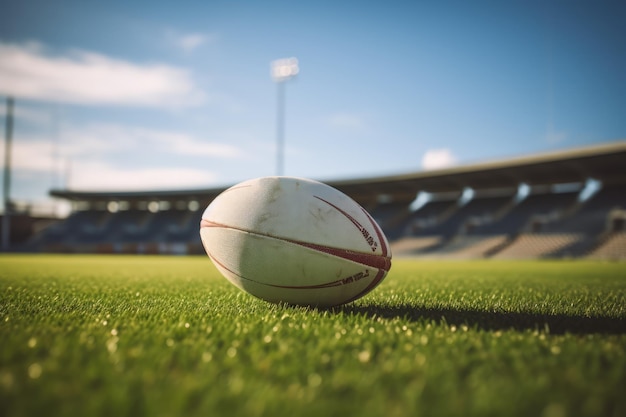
left=51, top=140, right=626, bottom=204
left=330, top=140, right=626, bottom=200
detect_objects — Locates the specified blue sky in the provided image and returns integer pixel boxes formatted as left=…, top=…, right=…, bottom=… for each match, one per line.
left=1, top=0, right=625, bottom=213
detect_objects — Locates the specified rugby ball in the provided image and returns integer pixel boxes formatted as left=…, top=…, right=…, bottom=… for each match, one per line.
left=199, top=176, right=392, bottom=307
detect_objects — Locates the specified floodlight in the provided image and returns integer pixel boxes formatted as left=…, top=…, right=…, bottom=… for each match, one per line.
left=271, top=57, right=299, bottom=176
left=271, top=57, right=299, bottom=82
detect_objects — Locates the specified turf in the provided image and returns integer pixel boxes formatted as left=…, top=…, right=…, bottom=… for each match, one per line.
left=0, top=255, right=625, bottom=417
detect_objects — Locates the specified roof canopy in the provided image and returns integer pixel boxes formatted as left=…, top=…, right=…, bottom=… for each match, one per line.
left=51, top=141, right=626, bottom=204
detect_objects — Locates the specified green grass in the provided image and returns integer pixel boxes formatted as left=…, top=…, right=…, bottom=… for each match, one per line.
left=1, top=255, right=625, bottom=417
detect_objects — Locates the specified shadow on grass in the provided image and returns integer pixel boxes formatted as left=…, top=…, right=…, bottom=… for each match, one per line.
left=332, top=304, right=626, bottom=335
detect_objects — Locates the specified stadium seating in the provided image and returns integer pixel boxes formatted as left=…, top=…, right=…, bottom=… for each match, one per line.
left=491, top=233, right=584, bottom=259
left=402, top=195, right=461, bottom=235
left=587, top=231, right=626, bottom=260
left=424, top=235, right=510, bottom=259
left=390, top=182, right=626, bottom=259
left=17, top=141, right=626, bottom=259
left=26, top=182, right=626, bottom=259
left=542, top=184, right=626, bottom=234
left=30, top=210, right=111, bottom=251
left=472, top=187, right=581, bottom=235
left=411, top=192, right=516, bottom=238
left=390, top=236, right=443, bottom=257
left=368, top=199, right=414, bottom=240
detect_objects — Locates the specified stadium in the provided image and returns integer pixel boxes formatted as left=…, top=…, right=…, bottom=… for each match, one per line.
left=2, top=2, right=626, bottom=416
left=14, top=140, right=626, bottom=261
left=3, top=141, right=625, bottom=417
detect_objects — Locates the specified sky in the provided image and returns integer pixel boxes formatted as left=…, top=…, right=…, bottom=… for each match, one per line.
left=1, top=0, right=625, bottom=214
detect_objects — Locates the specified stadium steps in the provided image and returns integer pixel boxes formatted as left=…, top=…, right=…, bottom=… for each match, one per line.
left=389, top=236, right=443, bottom=257
left=490, top=233, right=584, bottom=259
left=403, top=235, right=509, bottom=259
left=586, top=231, right=626, bottom=260
left=547, top=236, right=601, bottom=258
left=442, top=235, right=510, bottom=259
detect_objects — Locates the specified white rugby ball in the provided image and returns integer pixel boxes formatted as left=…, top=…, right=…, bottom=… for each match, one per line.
left=199, top=176, right=392, bottom=307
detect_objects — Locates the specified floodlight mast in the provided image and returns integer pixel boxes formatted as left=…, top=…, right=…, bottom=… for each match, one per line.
left=2, top=97, right=14, bottom=251
left=271, top=58, right=298, bottom=176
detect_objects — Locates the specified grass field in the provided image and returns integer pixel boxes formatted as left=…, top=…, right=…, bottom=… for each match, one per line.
left=1, top=255, right=625, bottom=417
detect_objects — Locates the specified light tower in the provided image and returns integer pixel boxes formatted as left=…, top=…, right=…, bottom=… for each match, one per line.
left=2, top=97, right=14, bottom=251
left=270, top=57, right=299, bottom=176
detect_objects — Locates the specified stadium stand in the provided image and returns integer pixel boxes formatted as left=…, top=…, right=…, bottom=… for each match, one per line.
left=491, top=233, right=584, bottom=259
left=367, top=194, right=416, bottom=241
left=0, top=213, right=57, bottom=247
left=544, top=184, right=626, bottom=234
left=421, top=192, right=514, bottom=236
left=404, top=194, right=461, bottom=234
left=11, top=141, right=626, bottom=260
left=588, top=231, right=626, bottom=260
left=473, top=185, right=581, bottom=235
left=387, top=194, right=460, bottom=256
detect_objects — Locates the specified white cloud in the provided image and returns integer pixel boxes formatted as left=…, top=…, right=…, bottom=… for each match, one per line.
left=3, top=136, right=220, bottom=191
left=67, top=161, right=218, bottom=191
left=55, top=123, right=244, bottom=159
left=1, top=123, right=244, bottom=192
left=0, top=41, right=204, bottom=108
left=421, top=148, right=457, bottom=170
left=3, top=140, right=220, bottom=191
left=142, top=129, right=242, bottom=158
left=2, top=137, right=56, bottom=172
left=61, top=124, right=134, bottom=156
